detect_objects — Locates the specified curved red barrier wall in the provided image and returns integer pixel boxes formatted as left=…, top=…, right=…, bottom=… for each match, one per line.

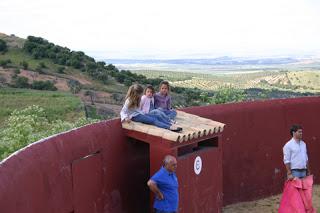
left=0, top=97, right=319, bottom=212
left=183, top=96, right=320, bottom=205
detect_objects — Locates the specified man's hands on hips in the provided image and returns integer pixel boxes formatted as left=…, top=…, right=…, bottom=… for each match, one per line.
left=156, top=192, right=164, bottom=200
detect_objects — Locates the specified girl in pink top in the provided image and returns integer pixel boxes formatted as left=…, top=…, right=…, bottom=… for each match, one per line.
left=140, top=85, right=173, bottom=124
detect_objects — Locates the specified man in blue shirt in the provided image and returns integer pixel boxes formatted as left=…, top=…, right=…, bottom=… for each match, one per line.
left=147, top=155, right=179, bottom=213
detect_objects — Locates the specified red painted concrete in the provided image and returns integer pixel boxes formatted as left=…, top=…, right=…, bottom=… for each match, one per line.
left=183, top=96, right=320, bottom=205
left=0, top=97, right=319, bottom=212
left=126, top=128, right=223, bottom=212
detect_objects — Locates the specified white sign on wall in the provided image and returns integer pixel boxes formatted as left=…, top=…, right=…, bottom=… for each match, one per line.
left=194, top=156, right=202, bottom=175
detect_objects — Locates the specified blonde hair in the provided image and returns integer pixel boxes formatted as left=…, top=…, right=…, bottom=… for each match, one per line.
left=125, top=84, right=144, bottom=109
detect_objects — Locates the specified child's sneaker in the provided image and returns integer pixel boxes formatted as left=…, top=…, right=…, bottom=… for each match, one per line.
left=171, top=127, right=183, bottom=133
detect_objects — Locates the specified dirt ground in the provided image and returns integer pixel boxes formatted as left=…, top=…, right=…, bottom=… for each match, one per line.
left=223, top=185, right=320, bottom=213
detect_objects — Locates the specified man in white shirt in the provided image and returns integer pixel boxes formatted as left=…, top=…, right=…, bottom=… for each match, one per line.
left=283, top=124, right=311, bottom=180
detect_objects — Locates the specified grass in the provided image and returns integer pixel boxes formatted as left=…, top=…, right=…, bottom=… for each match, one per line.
left=0, top=88, right=84, bottom=126
left=0, top=48, right=62, bottom=72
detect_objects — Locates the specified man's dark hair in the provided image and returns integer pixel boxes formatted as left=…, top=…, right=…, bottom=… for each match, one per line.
left=290, top=124, right=302, bottom=136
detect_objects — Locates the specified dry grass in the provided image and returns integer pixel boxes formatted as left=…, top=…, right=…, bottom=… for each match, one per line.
left=223, top=185, right=320, bottom=213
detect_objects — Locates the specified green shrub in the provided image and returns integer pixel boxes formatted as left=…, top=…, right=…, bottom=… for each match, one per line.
left=31, top=80, right=57, bottom=91
left=0, top=59, right=11, bottom=68
left=212, top=85, right=246, bottom=104
left=13, top=76, right=30, bottom=88
left=67, top=79, right=81, bottom=94
left=39, top=62, right=46, bottom=68
left=0, top=39, right=7, bottom=52
left=0, top=105, right=98, bottom=160
left=20, top=61, right=29, bottom=70
left=57, top=66, right=65, bottom=73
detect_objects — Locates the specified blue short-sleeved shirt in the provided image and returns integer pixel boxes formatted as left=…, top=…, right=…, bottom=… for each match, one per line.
left=151, top=167, right=179, bottom=212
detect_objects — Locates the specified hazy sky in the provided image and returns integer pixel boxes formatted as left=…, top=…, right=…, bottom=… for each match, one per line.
left=1, top=0, right=320, bottom=59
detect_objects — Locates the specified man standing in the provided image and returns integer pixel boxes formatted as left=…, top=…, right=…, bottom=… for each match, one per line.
left=283, top=124, right=311, bottom=179
left=147, top=155, right=179, bottom=213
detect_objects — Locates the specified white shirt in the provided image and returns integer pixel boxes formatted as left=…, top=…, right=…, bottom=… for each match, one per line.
left=120, top=99, right=143, bottom=122
left=283, top=137, right=308, bottom=169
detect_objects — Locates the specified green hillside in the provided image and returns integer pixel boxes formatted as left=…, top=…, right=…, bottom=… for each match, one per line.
left=0, top=33, right=161, bottom=124
left=0, top=88, right=83, bottom=127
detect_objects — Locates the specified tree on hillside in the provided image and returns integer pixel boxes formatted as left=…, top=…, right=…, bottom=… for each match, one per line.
left=0, top=39, right=8, bottom=52
left=67, top=79, right=81, bottom=94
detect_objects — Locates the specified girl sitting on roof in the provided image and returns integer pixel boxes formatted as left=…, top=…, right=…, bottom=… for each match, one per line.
left=154, top=80, right=177, bottom=122
left=140, top=84, right=173, bottom=124
left=120, top=84, right=182, bottom=132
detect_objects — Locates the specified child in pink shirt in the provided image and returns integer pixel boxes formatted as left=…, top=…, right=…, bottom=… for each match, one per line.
left=140, top=85, right=173, bottom=124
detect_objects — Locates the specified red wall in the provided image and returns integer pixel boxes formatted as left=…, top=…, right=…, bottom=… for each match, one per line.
left=0, top=97, right=319, bottom=212
left=183, top=96, right=320, bottom=205
left=0, top=120, right=150, bottom=213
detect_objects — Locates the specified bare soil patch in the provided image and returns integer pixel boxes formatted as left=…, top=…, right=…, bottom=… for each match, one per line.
left=223, top=185, right=320, bottom=213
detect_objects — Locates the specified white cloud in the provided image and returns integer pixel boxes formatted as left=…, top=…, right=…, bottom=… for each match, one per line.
left=1, top=0, right=320, bottom=58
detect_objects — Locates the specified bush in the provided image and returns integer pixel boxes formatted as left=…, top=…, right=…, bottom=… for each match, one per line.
left=31, top=80, right=57, bottom=91
left=57, top=66, right=65, bottom=73
left=13, top=76, right=30, bottom=88
left=212, top=85, right=246, bottom=104
left=0, top=76, right=6, bottom=85
left=67, top=79, right=81, bottom=94
left=0, top=59, right=11, bottom=68
left=0, top=39, right=7, bottom=52
left=20, top=61, right=29, bottom=70
left=35, top=65, right=45, bottom=74
left=0, top=105, right=98, bottom=160
left=39, top=62, right=46, bottom=68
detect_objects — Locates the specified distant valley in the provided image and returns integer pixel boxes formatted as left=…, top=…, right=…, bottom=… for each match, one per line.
left=106, top=56, right=320, bottom=74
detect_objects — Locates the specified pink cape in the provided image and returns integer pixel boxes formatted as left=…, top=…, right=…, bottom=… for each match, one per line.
left=278, top=175, right=315, bottom=213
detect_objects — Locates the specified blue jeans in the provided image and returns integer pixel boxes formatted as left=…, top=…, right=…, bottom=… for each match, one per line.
left=291, top=169, right=307, bottom=178
left=149, top=109, right=172, bottom=123
left=158, top=108, right=177, bottom=120
left=154, top=209, right=177, bottom=213
left=132, top=114, right=171, bottom=129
